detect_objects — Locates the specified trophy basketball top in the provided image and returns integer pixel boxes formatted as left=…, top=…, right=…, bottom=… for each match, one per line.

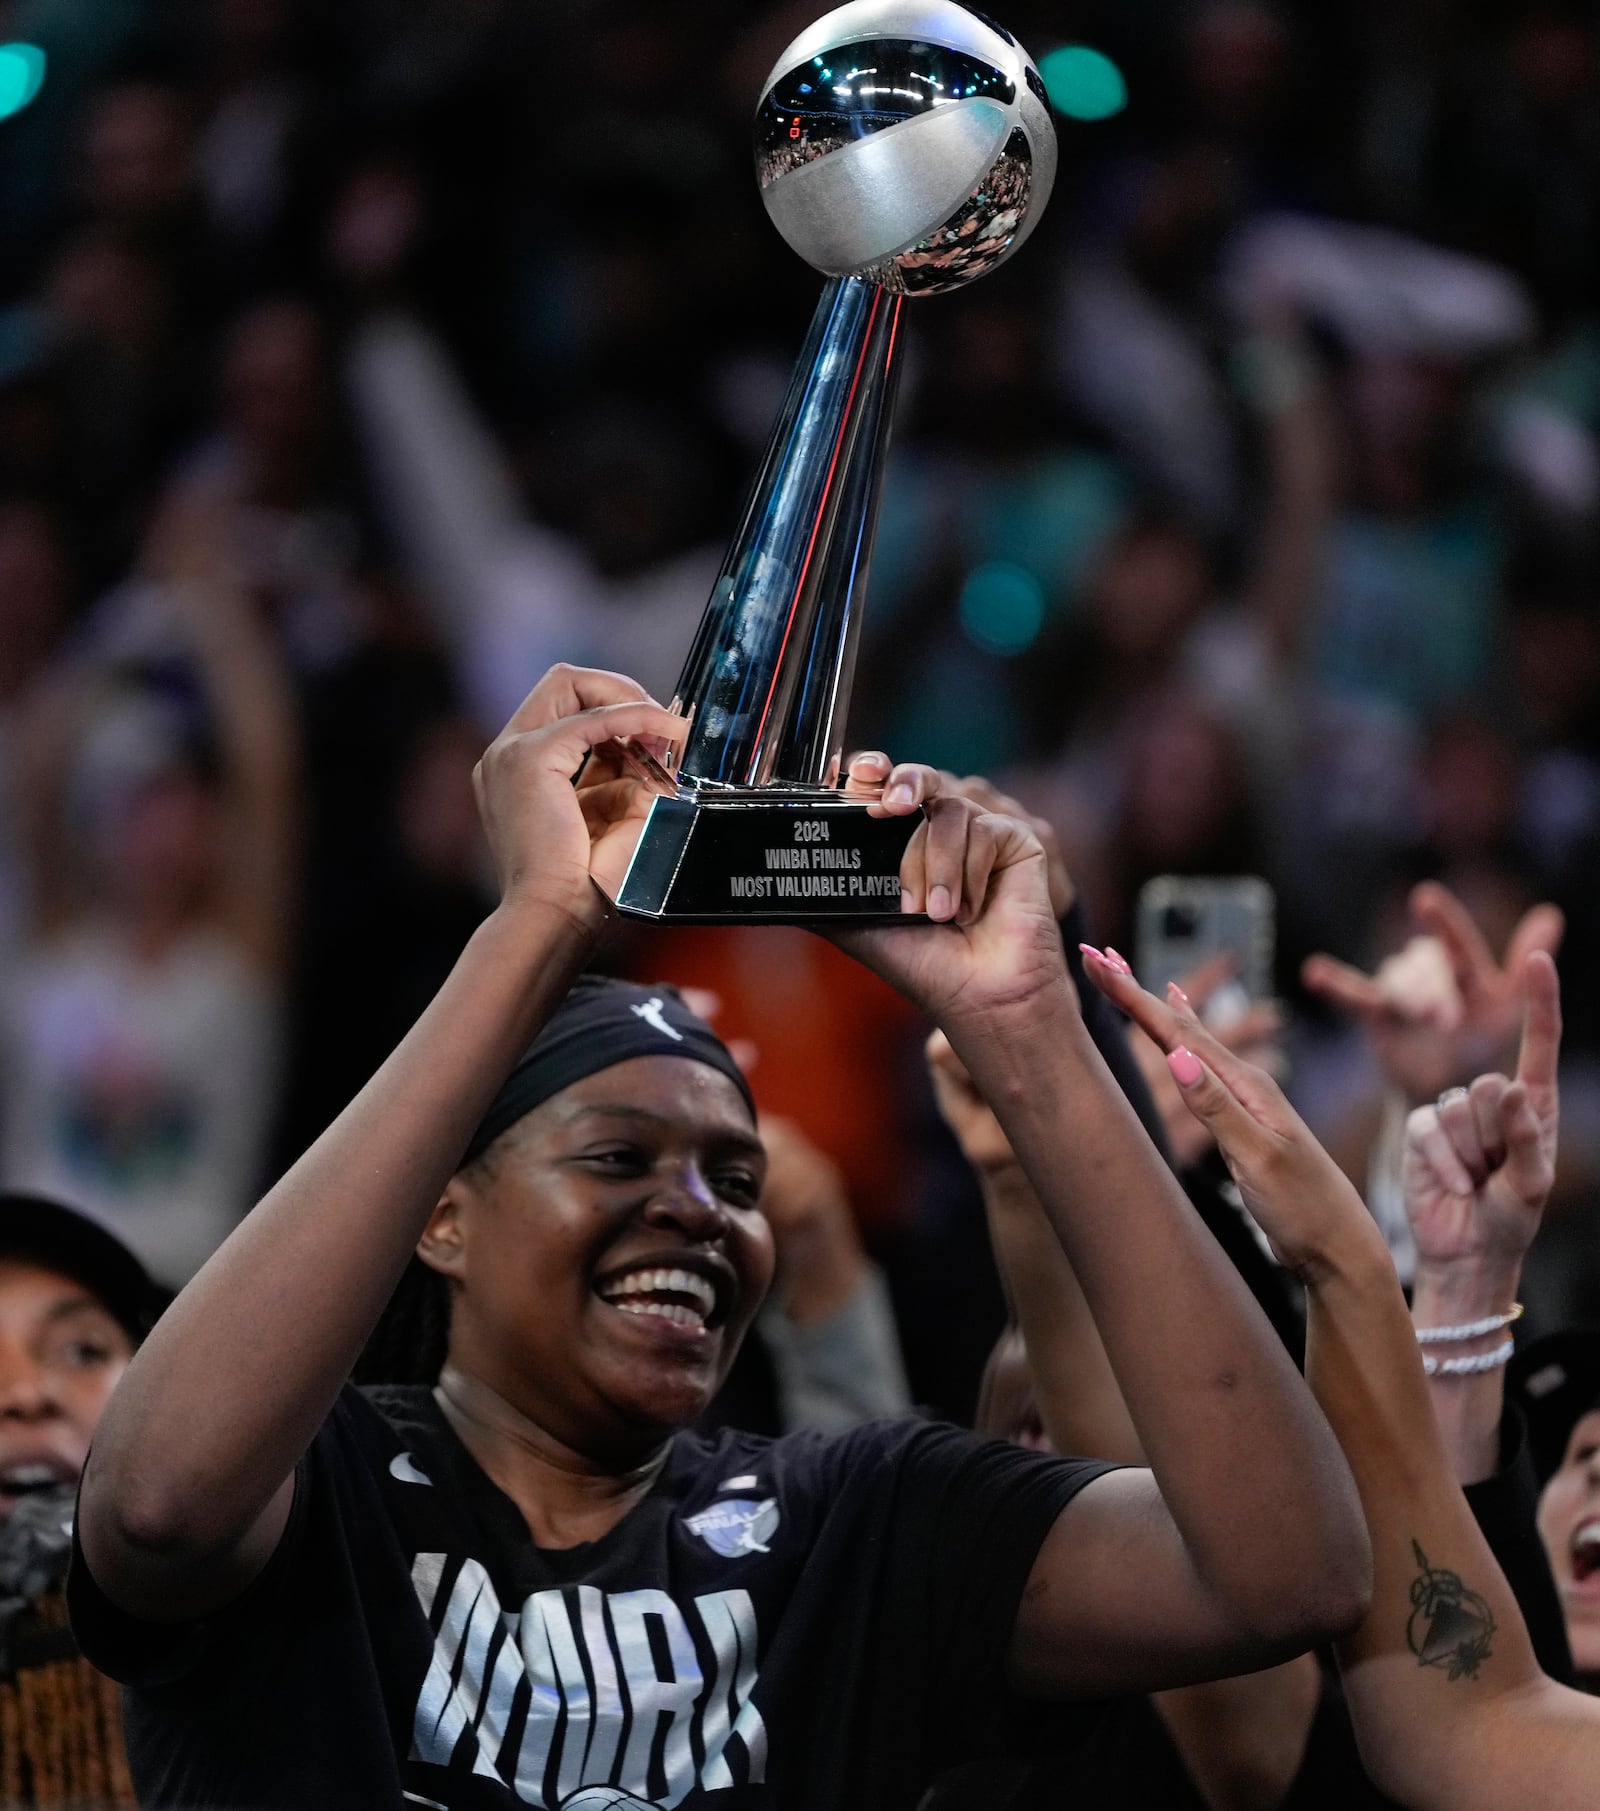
left=756, top=0, right=1057, bottom=294
left=612, top=0, right=1055, bottom=921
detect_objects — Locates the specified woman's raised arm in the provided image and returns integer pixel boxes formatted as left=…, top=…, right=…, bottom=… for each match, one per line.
left=836, top=819, right=1369, bottom=1700
left=77, top=667, right=687, bottom=1622
left=1084, top=949, right=1600, bottom=1810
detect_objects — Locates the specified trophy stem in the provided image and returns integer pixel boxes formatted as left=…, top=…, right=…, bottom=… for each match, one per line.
left=673, top=275, right=904, bottom=789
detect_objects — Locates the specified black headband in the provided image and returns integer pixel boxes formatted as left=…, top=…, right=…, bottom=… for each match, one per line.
left=460, top=974, right=756, bottom=1169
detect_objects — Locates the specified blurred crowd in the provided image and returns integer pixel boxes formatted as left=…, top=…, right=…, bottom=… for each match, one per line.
left=0, top=0, right=1599, bottom=1423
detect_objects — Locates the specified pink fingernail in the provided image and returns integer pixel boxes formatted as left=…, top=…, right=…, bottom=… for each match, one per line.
left=1103, top=947, right=1135, bottom=977
left=1167, top=1047, right=1204, bottom=1087
left=1168, top=982, right=1193, bottom=1009
left=885, top=783, right=915, bottom=808
left=928, top=885, right=954, bottom=921
left=1078, top=942, right=1107, bottom=965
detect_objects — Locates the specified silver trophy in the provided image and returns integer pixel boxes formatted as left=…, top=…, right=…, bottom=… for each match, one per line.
left=612, top=0, right=1056, bottom=923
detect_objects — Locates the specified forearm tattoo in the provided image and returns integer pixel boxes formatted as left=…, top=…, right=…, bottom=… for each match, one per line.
left=1406, top=1541, right=1497, bottom=1681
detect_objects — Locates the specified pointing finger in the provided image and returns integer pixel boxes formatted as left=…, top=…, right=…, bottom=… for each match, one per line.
left=1515, top=950, right=1563, bottom=1093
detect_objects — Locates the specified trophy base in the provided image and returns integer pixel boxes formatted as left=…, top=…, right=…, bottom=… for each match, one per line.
left=613, top=787, right=925, bottom=924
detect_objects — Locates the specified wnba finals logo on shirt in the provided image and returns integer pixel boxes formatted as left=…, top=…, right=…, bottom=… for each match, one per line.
left=684, top=1499, right=779, bottom=1558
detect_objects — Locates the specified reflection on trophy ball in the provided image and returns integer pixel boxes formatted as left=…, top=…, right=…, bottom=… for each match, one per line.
left=756, top=0, right=1057, bottom=294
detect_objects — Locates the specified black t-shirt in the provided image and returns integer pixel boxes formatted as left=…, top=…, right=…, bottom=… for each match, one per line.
left=68, top=1385, right=1111, bottom=1810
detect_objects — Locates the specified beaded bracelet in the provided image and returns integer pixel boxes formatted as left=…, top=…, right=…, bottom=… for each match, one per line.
left=1414, top=1304, right=1524, bottom=1345
left=1422, top=1338, right=1515, bottom=1379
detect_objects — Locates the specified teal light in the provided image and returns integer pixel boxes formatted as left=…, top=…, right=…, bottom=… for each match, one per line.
left=1037, top=44, right=1127, bottom=121
left=959, top=562, right=1046, bottom=657
left=0, top=43, right=45, bottom=121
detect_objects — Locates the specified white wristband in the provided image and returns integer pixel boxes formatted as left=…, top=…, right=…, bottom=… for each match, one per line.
left=1422, top=1337, right=1515, bottom=1378
left=1415, top=1304, right=1523, bottom=1345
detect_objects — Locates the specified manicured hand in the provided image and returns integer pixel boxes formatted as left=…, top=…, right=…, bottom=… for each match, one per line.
left=1402, top=952, right=1561, bottom=1280
left=1127, top=955, right=1286, bottom=1171
left=1081, top=950, right=1374, bottom=1279
left=474, top=663, right=688, bottom=934
left=1302, top=882, right=1564, bottom=1106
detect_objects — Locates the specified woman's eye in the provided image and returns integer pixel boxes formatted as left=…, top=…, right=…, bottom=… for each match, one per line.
left=717, top=1171, right=764, bottom=1209
left=583, top=1147, right=649, bottom=1174
left=60, top=1340, right=114, bottom=1368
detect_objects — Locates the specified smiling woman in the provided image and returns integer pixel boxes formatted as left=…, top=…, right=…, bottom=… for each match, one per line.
left=65, top=663, right=1369, bottom=1811
left=395, top=983, right=776, bottom=1494
left=355, top=977, right=771, bottom=1417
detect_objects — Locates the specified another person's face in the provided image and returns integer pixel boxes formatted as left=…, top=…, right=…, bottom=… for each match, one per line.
left=1538, top=1408, right=1600, bottom=1677
left=434, top=1057, right=773, bottom=1459
left=0, top=1259, right=133, bottom=1518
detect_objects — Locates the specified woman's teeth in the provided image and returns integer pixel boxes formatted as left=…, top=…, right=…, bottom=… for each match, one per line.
left=613, top=1300, right=705, bottom=1328
left=0, top=1461, right=66, bottom=1494
left=596, top=1266, right=717, bottom=1328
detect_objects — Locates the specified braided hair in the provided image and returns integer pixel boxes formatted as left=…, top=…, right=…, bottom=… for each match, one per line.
left=353, top=1138, right=501, bottom=1387
left=354, top=1255, right=452, bottom=1387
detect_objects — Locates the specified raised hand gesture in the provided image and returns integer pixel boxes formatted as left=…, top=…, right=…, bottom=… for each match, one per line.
left=474, top=664, right=687, bottom=935
left=1302, top=882, right=1563, bottom=1106
left=1398, top=953, right=1561, bottom=1480
left=1079, top=949, right=1371, bottom=1279
left=1127, top=954, right=1286, bottom=1172
left=1401, top=952, right=1561, bottom=1278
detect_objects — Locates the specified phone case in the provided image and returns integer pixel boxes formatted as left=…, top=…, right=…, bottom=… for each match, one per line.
left=1134, top=876, right=1276, bottom=1008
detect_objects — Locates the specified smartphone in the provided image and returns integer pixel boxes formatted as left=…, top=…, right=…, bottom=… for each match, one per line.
left=1134, top=876, right=1276, bottom=1029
